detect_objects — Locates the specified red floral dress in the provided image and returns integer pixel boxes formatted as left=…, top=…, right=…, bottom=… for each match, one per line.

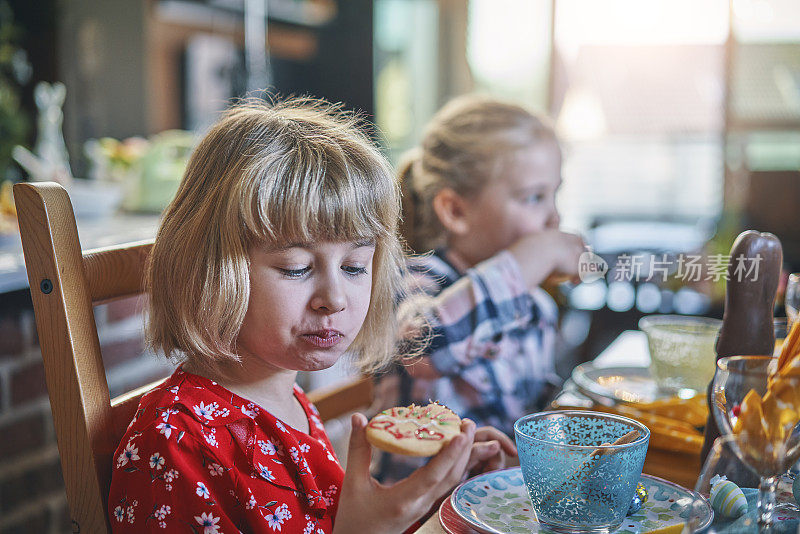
left=108, top=368, right=344, bottom=533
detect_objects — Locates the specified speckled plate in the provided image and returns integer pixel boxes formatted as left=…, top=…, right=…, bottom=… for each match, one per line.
left=451, top=468, right=712, bottom=534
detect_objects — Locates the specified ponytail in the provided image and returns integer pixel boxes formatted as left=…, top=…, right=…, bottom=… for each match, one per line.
left=397, top=148, right=424, bottom=253
left=399, top=94, right=558, bottom=255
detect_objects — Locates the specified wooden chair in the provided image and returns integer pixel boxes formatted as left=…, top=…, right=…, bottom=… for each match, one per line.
left=14, top=182, right=373, bottom=533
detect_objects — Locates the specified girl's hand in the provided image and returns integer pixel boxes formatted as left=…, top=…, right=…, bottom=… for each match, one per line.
left=508, top=230, right=586, bottom=290
left=467, top=426, right=517, bottom=475
left=333, top=414, right=477, bottom=534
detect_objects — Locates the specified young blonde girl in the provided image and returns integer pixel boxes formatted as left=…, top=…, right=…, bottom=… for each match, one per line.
left=378, top=95, right=584, bottom=478
left=108, top=97, right=513, bottom=533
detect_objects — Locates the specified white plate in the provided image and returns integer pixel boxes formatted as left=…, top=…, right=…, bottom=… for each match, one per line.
left=571, top=362, right=677, bottom=405
left=451, top=468, right=712, bottom=534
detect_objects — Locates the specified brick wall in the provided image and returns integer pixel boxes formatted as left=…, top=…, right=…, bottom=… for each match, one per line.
left=0, top=292, right=173, bottom=533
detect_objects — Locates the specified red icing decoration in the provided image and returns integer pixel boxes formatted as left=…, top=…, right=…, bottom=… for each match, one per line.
left=368, top=406, right=454, bottom=441
left=414, top=427, right=444, bottom=441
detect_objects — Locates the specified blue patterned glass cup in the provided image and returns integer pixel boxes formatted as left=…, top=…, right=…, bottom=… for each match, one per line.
left=514, top=410, right=650, bottom=533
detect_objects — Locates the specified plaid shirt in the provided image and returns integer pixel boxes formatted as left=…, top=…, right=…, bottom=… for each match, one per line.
left=380, top=249, right=560, bottom=436
left=375, top=249, right=560, bottom=481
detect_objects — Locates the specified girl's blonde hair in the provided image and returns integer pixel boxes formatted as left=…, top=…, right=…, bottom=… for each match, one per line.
left=399, top=94, right=559, bottom=252
left=147, top=97, right=406, bottom=376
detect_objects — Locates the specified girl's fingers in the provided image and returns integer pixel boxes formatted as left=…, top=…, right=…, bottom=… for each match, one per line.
left=400, top=421, right=475, bottom=498
left=343, top=413, right=373, bottom=482
left=474, top=426, right=517, bottom=456
left=473, top=441, right=507, bottom=473
left=428, top=420, right=476, bottom=496
left=468, top=440, right=500, bottom=470
left=484, top=452, right=506, bottom=472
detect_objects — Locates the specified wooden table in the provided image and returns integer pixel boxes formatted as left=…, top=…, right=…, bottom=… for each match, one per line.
left=414, top=330, right=702, bottom=533
left=417, top=513, right=449, bottom=533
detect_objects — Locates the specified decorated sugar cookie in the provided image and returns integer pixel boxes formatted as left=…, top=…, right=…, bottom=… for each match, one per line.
left=366, top=402, right=462, bottom=457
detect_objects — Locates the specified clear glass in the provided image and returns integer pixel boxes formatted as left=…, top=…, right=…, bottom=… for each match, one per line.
left=514, top=410, right=650, bottom=534
left=684, top=492, right=725, bottom=534
left=786, top=273, right=800, bottom=328
left=639, top=314, right=722, bottom=393
left=686, top=435, right=756, bottom=532
left=685, top=435, right=800, bottom=532
left=711, top=356, right=800, bottom=531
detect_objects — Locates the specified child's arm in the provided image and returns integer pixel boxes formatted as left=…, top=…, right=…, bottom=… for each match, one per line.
left=507, top=229, right=585, bottom=290
left=404, top=247, right=565, bottom=379
left=334, top=414, right=515, bottom=533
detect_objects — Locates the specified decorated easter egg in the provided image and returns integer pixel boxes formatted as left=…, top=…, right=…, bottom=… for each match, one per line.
left=628, top=481, right=648, bottom=515
left=709, top=475, right=748, bottom=518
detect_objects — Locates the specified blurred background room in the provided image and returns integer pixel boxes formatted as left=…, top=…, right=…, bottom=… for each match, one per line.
left=0, top=1, right=799, bottom=531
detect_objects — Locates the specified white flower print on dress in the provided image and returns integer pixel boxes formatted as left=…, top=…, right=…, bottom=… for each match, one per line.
left=301, top=458, right=311, bottom=474
left=257, top=462, right=275, bottom=482
left=303, top=515, right=325, bottom=534
left=266, top=513, right=283, bottom=530
left=194, top=512, right=221, bottom=534
left=322, top=484, right=339, bottom=507
left=202, top=428, right=218, bottom=447
left=196, top=481, right=211, bottom=499
left=109, top=371, right=346, bottom=533
left=316, top=438, right=337, bottom=462
left=193, top=402, right=217, bottom=421
left=245, top=488, right=257, bottom=510
left=117, top=442, right=139, bottom=467
left=265, top=503, right=291, bottom=531
left=156, top=422, right=176, bottom=439
left=154, top=504, right=171, bottom=520
left=310, top=414, right=324, bottom=431
left=241, top=403, right=259, bottom=418
left=149, top=452, right=165, bottom=470
left=164, top=468, right=179, bottom=491
left=126, top=500, right=138, bottom=524
left=258, top=439, right=277, bottom=455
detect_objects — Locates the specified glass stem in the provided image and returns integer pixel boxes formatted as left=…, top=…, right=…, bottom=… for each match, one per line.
left=757, top=475, right=780, bottom=532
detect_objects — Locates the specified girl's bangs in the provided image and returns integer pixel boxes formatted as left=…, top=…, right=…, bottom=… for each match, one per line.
left=245, top=155, right=395, bottom=246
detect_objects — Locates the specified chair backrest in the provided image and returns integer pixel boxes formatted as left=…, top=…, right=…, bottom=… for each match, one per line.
left=14, top=182, right=373, bottom=533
